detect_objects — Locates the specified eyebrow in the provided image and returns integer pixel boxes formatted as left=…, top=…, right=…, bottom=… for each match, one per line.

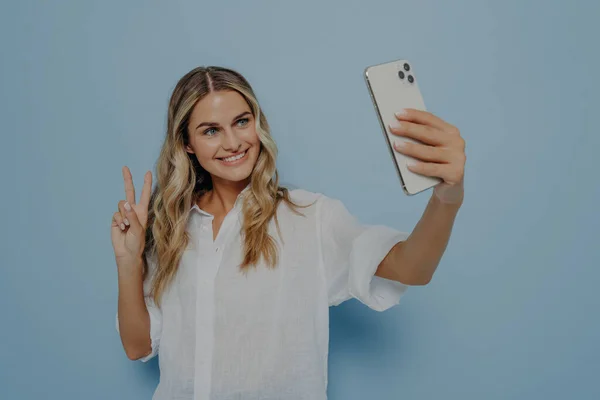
left=195, top=111, right=252, bottom=130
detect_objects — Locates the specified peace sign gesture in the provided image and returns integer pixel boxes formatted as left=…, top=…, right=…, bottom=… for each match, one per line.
left=111, top=166, right=153, bottom=268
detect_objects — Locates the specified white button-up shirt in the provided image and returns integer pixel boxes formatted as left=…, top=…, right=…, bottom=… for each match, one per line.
left=116, top=189, right=409, bottom=400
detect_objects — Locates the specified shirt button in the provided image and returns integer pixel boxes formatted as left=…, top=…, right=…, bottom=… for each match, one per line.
left=215, top=247, right=220, bottom=252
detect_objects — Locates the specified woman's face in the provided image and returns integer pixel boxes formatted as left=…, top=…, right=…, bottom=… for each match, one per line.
left=186, top=90, right=261, bottom=186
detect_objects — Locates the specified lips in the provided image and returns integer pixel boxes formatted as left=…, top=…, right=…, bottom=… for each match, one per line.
left=218, top=150, right=248, bottom=164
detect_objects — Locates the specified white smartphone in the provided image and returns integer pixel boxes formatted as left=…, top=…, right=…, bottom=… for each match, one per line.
left=364, top=59, right=442, bottom=196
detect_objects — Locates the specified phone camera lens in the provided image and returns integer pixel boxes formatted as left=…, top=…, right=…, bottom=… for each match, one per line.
left=407, top=75, right=414, bottom=83
left=398, top=71, right=405, bottom=79
left=403, top=63, right=410, bottom=71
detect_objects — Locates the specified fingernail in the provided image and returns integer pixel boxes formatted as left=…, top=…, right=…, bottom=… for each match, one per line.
left=395, top=140, right=406, bottom=149
left=406, top=159, right=417, bottom=168
left=389, top=121, right=402, bottom=130
left=120, top=223, right=125, bottom=230
left=395, top=109, right=408, bottom=117
left=124, top=202, right=131, bottom=211
left=124, top=218, right=130, bottom=226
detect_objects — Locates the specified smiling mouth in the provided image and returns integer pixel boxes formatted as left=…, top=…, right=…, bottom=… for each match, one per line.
left=218, top=150, right=248, bottom=164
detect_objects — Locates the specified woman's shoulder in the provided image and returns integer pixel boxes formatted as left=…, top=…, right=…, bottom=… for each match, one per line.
left=285, top=186, right=343, bottom=206
left=285, top=187, right=345, bottom=208
left=281, top=187, right=344, bottom=218
left=286, top=187, right=322, bottom=203
left=274, top=187, right=321, bottom=216
left=274, top=188, right=326, bottom=233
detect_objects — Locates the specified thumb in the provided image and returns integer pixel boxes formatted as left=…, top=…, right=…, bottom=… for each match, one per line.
left=124, top=201, right=144, bottom=237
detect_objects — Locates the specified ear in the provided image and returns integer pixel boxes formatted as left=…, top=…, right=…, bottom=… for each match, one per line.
left=185, top=144, right=194, bottom=154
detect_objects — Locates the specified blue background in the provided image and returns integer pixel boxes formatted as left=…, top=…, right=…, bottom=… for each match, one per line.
left=1, top=0, right=598, bottom=399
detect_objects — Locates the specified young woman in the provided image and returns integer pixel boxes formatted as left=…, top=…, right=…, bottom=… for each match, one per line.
left=113, top=66, right=465, bottom=399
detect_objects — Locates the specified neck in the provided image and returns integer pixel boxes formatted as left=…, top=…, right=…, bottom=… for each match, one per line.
left=200, top=176, right=249, bottom=216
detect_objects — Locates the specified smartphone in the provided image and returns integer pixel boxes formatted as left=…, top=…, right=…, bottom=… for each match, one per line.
left=364, top=59, right=442, bottom=196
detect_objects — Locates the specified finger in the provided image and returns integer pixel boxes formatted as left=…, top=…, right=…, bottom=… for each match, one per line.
left=406, top=160, right=460, bottom=183
left=112, top=211, right=126, bottom=231
left=394, top=108, right=453, bottom=132
left=393, top=140, right=451, bottom=163
left=117, top=200, right=131, bottom=227
left=389, top=121, right=446, bottom=146
left=121, top=199, right=143, bottom=237
left=122, top=166, right=136, bottom=205
left=139, top=171, right=152, bottom=210
left=406, top=160, right=445, bottom=180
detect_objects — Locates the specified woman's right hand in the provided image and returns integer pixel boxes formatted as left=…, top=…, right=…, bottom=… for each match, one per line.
left=111, top=166, right=153, bottom=270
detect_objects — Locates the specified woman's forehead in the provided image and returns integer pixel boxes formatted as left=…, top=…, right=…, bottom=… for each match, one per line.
left=190, top=90, right=250, bottom=124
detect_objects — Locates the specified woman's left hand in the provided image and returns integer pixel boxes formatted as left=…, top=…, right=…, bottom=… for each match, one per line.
left=389, top=108, right=466, bottom=205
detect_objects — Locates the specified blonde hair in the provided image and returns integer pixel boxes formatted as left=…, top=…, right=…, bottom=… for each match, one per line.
left=144, top=66, right=303, bottom=307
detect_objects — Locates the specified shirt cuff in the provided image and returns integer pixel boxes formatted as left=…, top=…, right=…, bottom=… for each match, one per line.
left=348, top=226, right=410, bottom=312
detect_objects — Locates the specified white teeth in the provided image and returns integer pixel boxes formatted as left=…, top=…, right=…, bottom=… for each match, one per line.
left=222, top=151, right=245, bottom=163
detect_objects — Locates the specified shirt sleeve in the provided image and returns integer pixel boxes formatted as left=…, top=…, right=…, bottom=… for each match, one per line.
left=318, top=195, right=410, bottom=312
left=115, top=252, right=162, bottom=362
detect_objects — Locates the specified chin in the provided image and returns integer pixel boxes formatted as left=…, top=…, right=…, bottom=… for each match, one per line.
left=215, top=168, right=253, bottom=183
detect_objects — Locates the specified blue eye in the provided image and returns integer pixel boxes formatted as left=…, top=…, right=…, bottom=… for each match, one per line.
left=237, top=118, right=249, bottom=127
left=204, top=127, right=218, bottom=136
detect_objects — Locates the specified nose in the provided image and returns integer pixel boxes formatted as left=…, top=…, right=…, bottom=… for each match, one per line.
left=221, top=129, right=242, bottom=152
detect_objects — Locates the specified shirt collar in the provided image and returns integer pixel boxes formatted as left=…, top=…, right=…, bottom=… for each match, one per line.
left=190, top=183, right=250, bottom=216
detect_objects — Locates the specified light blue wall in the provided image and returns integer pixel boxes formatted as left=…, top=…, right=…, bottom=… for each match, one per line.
left=1, top=0, right=598, bottom=399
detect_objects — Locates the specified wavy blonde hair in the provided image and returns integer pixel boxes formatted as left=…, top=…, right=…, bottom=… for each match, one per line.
left=144, top=66, right=303, bottom=307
